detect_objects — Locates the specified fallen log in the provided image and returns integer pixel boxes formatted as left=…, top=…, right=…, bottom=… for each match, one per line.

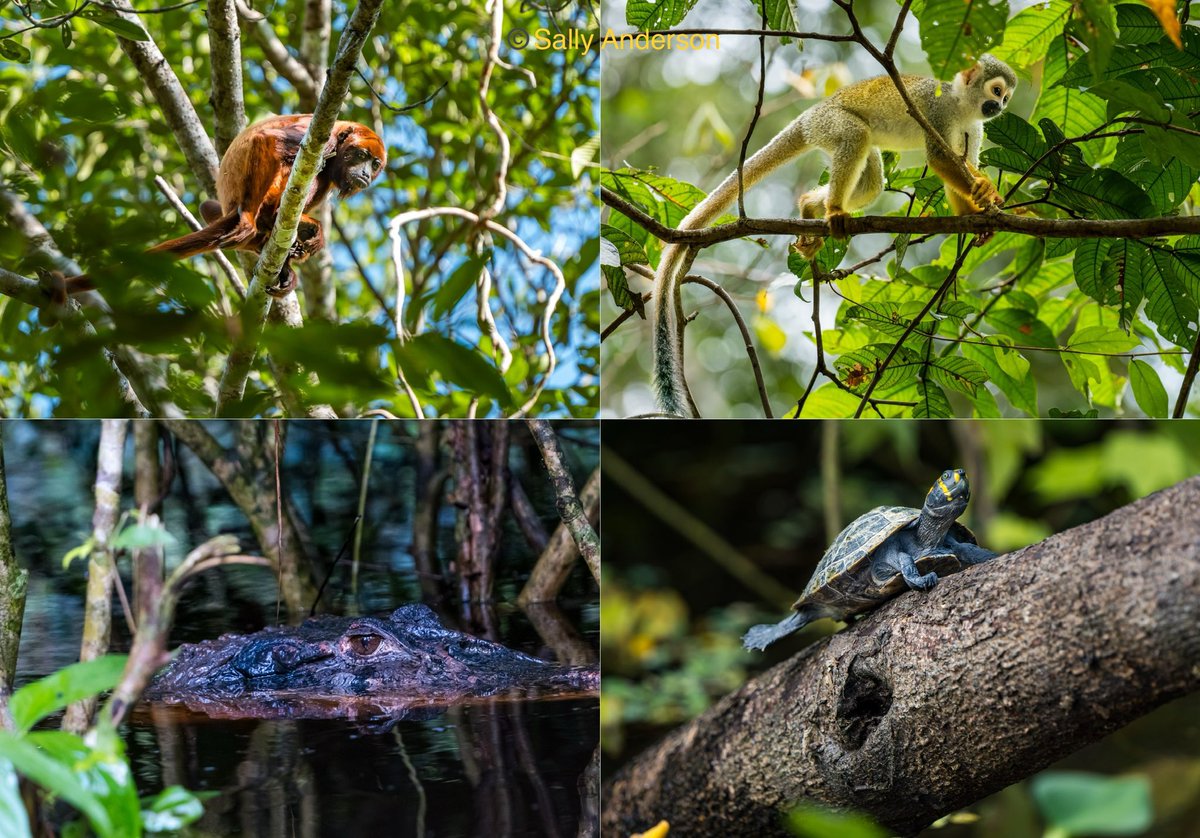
left=603, top=476, right=1200, bottom=836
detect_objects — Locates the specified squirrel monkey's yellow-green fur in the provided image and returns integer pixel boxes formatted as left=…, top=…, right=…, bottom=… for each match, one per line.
left=652, top=56, right=1017, bottom=417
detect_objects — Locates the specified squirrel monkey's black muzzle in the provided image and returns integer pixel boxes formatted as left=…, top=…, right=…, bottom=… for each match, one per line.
left=982, top=100, right=1002, bottom=118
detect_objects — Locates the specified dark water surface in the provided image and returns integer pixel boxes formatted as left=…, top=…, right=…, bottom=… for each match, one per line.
left=21, top=586, right=599, bottom=838
left=5, top=422, right=600, bottom=837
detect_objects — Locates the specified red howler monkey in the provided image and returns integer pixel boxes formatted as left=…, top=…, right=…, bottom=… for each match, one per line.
left=59, top=114, right=386, bottom=299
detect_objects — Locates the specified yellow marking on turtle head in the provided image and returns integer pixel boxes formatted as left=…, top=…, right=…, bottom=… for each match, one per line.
left=937, top=478, right=953, bottom=499
left=953, top=471, right=961, bottom=483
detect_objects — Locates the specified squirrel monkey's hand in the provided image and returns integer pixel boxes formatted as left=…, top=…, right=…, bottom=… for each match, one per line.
left=969, top=175, right=1003, bottom=210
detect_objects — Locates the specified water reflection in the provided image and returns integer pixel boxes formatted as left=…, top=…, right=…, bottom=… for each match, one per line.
left=130, top=697, right=597, bottom=837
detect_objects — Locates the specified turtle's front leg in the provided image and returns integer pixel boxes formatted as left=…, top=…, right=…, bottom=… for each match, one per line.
left=877, top=548, right=938, bottom=591
left=953, top=541, right=998, bottom=565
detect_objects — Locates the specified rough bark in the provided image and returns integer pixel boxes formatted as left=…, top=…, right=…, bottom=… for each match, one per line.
left=525, top=422, right=600, bottom=581
left=132, top=421, right=164, bottom=621
left=0, top=433, right=29, bottom=729
left=206, top=0, right=247, bottom=156
left=63, top=419, right=128, bottom=733
left=518, top=467, right=600, bottom=605
left=603, top=475, right=1200, bottom=837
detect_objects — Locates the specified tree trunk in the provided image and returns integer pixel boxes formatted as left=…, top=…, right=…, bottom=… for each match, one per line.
left=603, top=476, right=1200, bottom=837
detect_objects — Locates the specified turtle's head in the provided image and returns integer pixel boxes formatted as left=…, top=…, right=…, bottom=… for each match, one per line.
left=923, top=469, right=970, bottom=520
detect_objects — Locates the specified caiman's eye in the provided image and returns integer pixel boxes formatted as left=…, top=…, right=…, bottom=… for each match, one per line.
left=348, top=634, right=382, bottom=655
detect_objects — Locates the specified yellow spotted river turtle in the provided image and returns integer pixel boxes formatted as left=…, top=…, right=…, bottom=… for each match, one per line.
left=743, top=469, right=997, bottom=651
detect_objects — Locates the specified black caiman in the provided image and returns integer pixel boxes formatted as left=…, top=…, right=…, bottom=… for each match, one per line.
left=144, top=604, right=598, bottom=720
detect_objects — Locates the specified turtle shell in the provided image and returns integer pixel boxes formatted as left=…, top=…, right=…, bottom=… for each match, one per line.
left=796, top=505, right=979, bottom=608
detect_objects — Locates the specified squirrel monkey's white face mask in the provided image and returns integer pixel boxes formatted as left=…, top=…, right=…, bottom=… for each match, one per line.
left=981, top=75, right=1013, bottom=119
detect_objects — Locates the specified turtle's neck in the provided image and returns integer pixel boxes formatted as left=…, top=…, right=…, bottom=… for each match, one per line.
left=916, top=507, right=956, bottom=549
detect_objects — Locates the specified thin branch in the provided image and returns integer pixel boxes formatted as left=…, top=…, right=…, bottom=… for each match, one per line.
left=681, top=275, right=772, bottom=418
left=479, top=0, right=511, bottom=219
left=235, top=0, right=319, bottom=103
left=852, top=243, right=974, bottom=417
left=387, top=206, right=565, bottom=417
left=152, top=176, right=245, bottom=299
left=734, top=4, right=770, bottom=219
left=1174, top=327, right=1200, bottom=418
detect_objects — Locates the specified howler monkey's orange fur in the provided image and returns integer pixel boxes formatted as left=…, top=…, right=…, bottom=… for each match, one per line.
left=60, top=114, right=386, bottom=299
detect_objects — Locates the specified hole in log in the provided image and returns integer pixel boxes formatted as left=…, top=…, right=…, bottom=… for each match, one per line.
left=836, top=658, right=893, bottom=750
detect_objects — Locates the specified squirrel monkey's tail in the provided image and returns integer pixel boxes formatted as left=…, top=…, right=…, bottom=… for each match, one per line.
left=651, top=116, right=811, bottom=417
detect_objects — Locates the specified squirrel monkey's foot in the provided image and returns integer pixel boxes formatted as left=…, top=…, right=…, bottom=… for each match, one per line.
left=792, top=234, right=825, bottom=260
left=825, top=207, right=851, bottom=240
left=970, top=175, right=1003, bottom=210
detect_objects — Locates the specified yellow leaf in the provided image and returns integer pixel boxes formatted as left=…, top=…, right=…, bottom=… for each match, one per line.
left=632, top=821, right=670, bottom=838
left=755, top=288, right=770, bottom=313
left=1143, top=0, right=1182, bottom=48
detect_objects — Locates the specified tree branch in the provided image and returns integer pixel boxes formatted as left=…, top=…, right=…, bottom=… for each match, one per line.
left=107, top=0, right=219, bottom=195
left=235, top=0, right=319, bottom=103
left=603, top=475, right=1200, bottom=836
left=601, top=186, right=1200, bottom=243
left=217, top=0, right=385, bottom=411
left=206, top=0, right=246, bottom=155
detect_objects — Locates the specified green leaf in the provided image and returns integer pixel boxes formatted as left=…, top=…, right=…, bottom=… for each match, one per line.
left=431, top=255, right=486, bottom=320
left=986, top=308, right=1057, bottom=349
left=111, top=524, right=177, bottom=553
left=913, top=382, right=952, bottom=418
left=141, top=786, right=204, bottom=833
left=795, top=385, right=861, bottom=418
left=1030, top=771, right=1153, bottom=836
left=1067, top=325, right=1139, bottom=354
left=912, top=0, right=1008, bottom=79
left=28, top=729, right=140, bottom=838
left=81, top=8, right=151, bottom=41
left=0, top=40, right=32, bottom=63
left=0, top=761, right=32, bottom=838
left=61, top=540, right=94, bottom=571
left=963, top=343, right=1037, bottom=415
left=0, top=733, right=113, bottom=837
left=570, top=135, right=599, bottom=180
left=1142, top=249, right=1199, bottom=348
left=601, top=224, right=650, bottom=266
left=992, top=0, right=1073, bottom=65
left=625, top=0, right=701, bottom=30
left=1128, top=359, right=1168, bottom=417
left=927, top=355, right=988, bottom=396
left=1116, top=3, right=1169, bottom=44
left=393, top=333, right=513, bottom=407
left=9, top=655, right=129, bottom=734
left=787, top=802, right=887, bottom=838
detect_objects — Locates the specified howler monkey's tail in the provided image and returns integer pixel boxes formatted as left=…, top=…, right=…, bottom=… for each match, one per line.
left=148, top=210, right=253, bottom=259
left=651, top=116, right=811, bottom=417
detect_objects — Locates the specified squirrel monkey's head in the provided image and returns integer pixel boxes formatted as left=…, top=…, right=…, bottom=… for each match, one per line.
left=959, top=54, right=1017, bottom=121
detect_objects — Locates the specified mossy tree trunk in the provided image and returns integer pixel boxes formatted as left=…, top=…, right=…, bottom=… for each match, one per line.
left=603, top=476, right=1200, bottom=837
left=63, top=419, right=128, bottom=733
left=0, top=431, right=29, bottom=729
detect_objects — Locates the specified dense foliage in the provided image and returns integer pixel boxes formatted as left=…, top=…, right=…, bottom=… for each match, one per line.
left=601, top=0, right=1200, bottom=419
left=0, top=0, right=599, bottom=417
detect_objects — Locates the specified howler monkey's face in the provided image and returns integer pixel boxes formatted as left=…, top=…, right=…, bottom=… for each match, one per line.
left=330, top=124, right=387, bottom=196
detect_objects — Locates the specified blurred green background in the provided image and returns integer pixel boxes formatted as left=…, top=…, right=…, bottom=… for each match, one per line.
left=601, top=419, right=1200, bottom=838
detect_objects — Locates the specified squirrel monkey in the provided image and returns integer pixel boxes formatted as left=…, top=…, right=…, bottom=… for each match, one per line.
left=651, top=55, right=1018, bottom=417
